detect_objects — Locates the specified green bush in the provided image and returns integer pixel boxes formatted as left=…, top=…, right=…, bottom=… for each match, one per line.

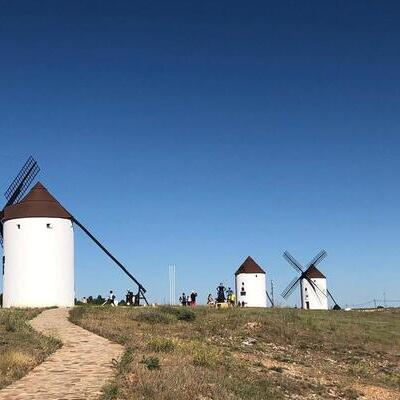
left=100, top=383, right=119, bottom=400
left=158, top=305, right=180, bottom=315
left=176, top=308, right=196, bottom=321
left=192, top=343, right=220, bottom=368
left=140, top=355, right=160, bottom=370
left=134, top=310, right=174, bottom=324
left=2, top=313, right=25, bottom=333
left=116, top=348, right=135, bottom=373
left=147, top=337, right=175, bottom=353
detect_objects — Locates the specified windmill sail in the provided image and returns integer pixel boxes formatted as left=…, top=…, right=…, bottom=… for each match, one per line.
left=1, top=156, right=40, bottom=247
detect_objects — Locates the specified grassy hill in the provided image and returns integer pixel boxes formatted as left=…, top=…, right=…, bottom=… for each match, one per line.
left=70, top=306, right=400, bottom=400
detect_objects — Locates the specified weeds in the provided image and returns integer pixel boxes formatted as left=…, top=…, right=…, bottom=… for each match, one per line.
left=191, top=342, right=220, bottom=368
left=176, top=308, right=196, bottom=321
left=0, top=309, right=61, bottom=389
left=135, top=310, right=174, bottom=324
left=147, top=337, right=175, bottom=353
left=71, top=306, right=400, bottom=400
left=140, top=355, right=160, bottom=370
left=100, top=382, right=119, bottom=400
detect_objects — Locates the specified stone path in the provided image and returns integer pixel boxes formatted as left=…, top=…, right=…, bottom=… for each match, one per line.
left=0, top=308, right=124, bottom=400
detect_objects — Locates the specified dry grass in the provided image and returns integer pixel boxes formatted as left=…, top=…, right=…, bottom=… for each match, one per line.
left=69, top=306, right=400, bottom=400
left=0, top=309, right=61, bottom=389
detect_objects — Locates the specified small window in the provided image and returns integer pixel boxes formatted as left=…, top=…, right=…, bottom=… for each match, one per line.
left=17, top=224, right=21, bottom=229
left=46, top=223, right=52, bottom=229
left=305, top=287, right=307, bottom=291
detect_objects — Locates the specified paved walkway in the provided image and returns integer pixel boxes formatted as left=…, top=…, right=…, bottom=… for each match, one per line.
left=0, top=308, right=124, bottom=400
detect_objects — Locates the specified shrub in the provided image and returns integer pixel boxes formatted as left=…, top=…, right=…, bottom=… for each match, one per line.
left=0, top=350, right=33, bottom=379
left=147, top=337, right=175, bottom=353
left=140, top=356, right=160, bottom=370
left=134, top=310, right=174, bottom=324
left=3, top=313, right=25, bottom=333
left=158, top=305, right=179, bottom=314
left=100, top=382, right=119, bottom=400
left=115, top=348, right=135, bottom=374
left=69, top=306, right=87, bottom=324
left=192, top=343, right=220, bottom=368
left=176, top=308, right=196, bottom=321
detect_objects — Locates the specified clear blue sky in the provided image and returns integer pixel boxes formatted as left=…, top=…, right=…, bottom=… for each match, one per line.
left=1, top=1, right=399, bottom=307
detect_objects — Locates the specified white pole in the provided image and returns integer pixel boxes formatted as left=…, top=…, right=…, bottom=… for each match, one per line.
left=168, top=265, right=176, bottom=305
left=172, top=265, right=174, bottom=305
left=169, top=265, right=172, bottom=305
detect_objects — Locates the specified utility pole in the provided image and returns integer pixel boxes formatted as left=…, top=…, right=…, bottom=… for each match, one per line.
left=271, top=280, right=274, bottom=307
left=383, top=292, right=387, bottom=308
left=374, top=299, right=377, bottom=309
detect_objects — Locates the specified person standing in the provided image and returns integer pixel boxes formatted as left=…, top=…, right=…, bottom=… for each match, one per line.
left=102, top=290, right=116, bottom=306
left=179, top=293, right=187, bottom=306
left=216, top=283, right=226, bottom=303
left=190, top=291, right=198, bottom=306
left=186, top=294, right=191, bottom=307
left=230, top=292, right=236, bottom=306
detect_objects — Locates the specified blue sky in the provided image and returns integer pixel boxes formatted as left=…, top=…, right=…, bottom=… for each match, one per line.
left=1, top=1, right=400, bottom=306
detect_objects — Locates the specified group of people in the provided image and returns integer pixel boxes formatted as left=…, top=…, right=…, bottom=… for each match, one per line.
left=207, top=283, right=236, bottom=306
left=101, top=290, right=137, bottom=306
left=179, top=291, right=198, bottom=306
left=100, top=284, right=238, bottom=307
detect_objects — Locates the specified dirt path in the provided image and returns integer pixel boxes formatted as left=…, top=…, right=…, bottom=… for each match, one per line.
left=0, top=308, right=123, bottom=400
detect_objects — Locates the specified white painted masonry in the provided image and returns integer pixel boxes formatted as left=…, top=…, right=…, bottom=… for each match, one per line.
left=3, top=217, right=74, bottom=308
left=301, top=277, right=328, bottom=310
left=236, top=272, right=267, bottom=307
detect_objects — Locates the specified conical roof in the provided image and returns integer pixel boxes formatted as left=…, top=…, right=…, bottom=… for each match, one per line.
left=304, top=265, right=326, bottom=279
left=3, top=182, right=71, bottom=221
left=235, top=256, right=265, bottom=275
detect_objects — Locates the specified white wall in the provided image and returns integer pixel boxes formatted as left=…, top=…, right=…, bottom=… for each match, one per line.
left=301, top=277, right=328, bottom=310
left=235, top=273, right=267, bottom=307
left=2, top=217, right=74, bottom=308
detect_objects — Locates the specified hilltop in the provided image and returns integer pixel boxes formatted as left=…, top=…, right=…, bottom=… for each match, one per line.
left=70, top=306, right=400, bottom=400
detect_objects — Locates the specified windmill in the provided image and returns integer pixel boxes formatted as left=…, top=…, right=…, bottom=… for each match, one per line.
left=1, top=156, right=148, bottom=307
left=281, top=250, right=340, bottom=310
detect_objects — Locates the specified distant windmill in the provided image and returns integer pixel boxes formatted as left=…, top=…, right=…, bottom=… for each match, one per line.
left=281, top=250, right=340, bottom=310
left=1, top=156, right=148, bottom=308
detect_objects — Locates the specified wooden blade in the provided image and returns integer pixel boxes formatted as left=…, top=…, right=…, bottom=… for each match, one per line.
left=283, top=251, right=304, bottom=273
left=304, top=276, right=326, bottom=298
left=281, top=276, right=301, bottom=299
left=4, top=156, right=40, bottom=206
left=306, top=250, right=327, bottom=269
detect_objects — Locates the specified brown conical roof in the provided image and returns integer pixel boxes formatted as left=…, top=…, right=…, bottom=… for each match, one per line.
left=304, top=265, right=326, bottom=279
left=2, top=182, right=71, bottom=221
left=235, top=256, right=266, bottom=275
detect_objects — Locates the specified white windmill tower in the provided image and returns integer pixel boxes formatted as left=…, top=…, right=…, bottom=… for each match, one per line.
left=235, top=256, right=267, bottom=307
left=1, top=157, right=149, bottom=308
left=281, top=250, right=340, bottom=310
left=2, top=181, right=74, bottom=307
